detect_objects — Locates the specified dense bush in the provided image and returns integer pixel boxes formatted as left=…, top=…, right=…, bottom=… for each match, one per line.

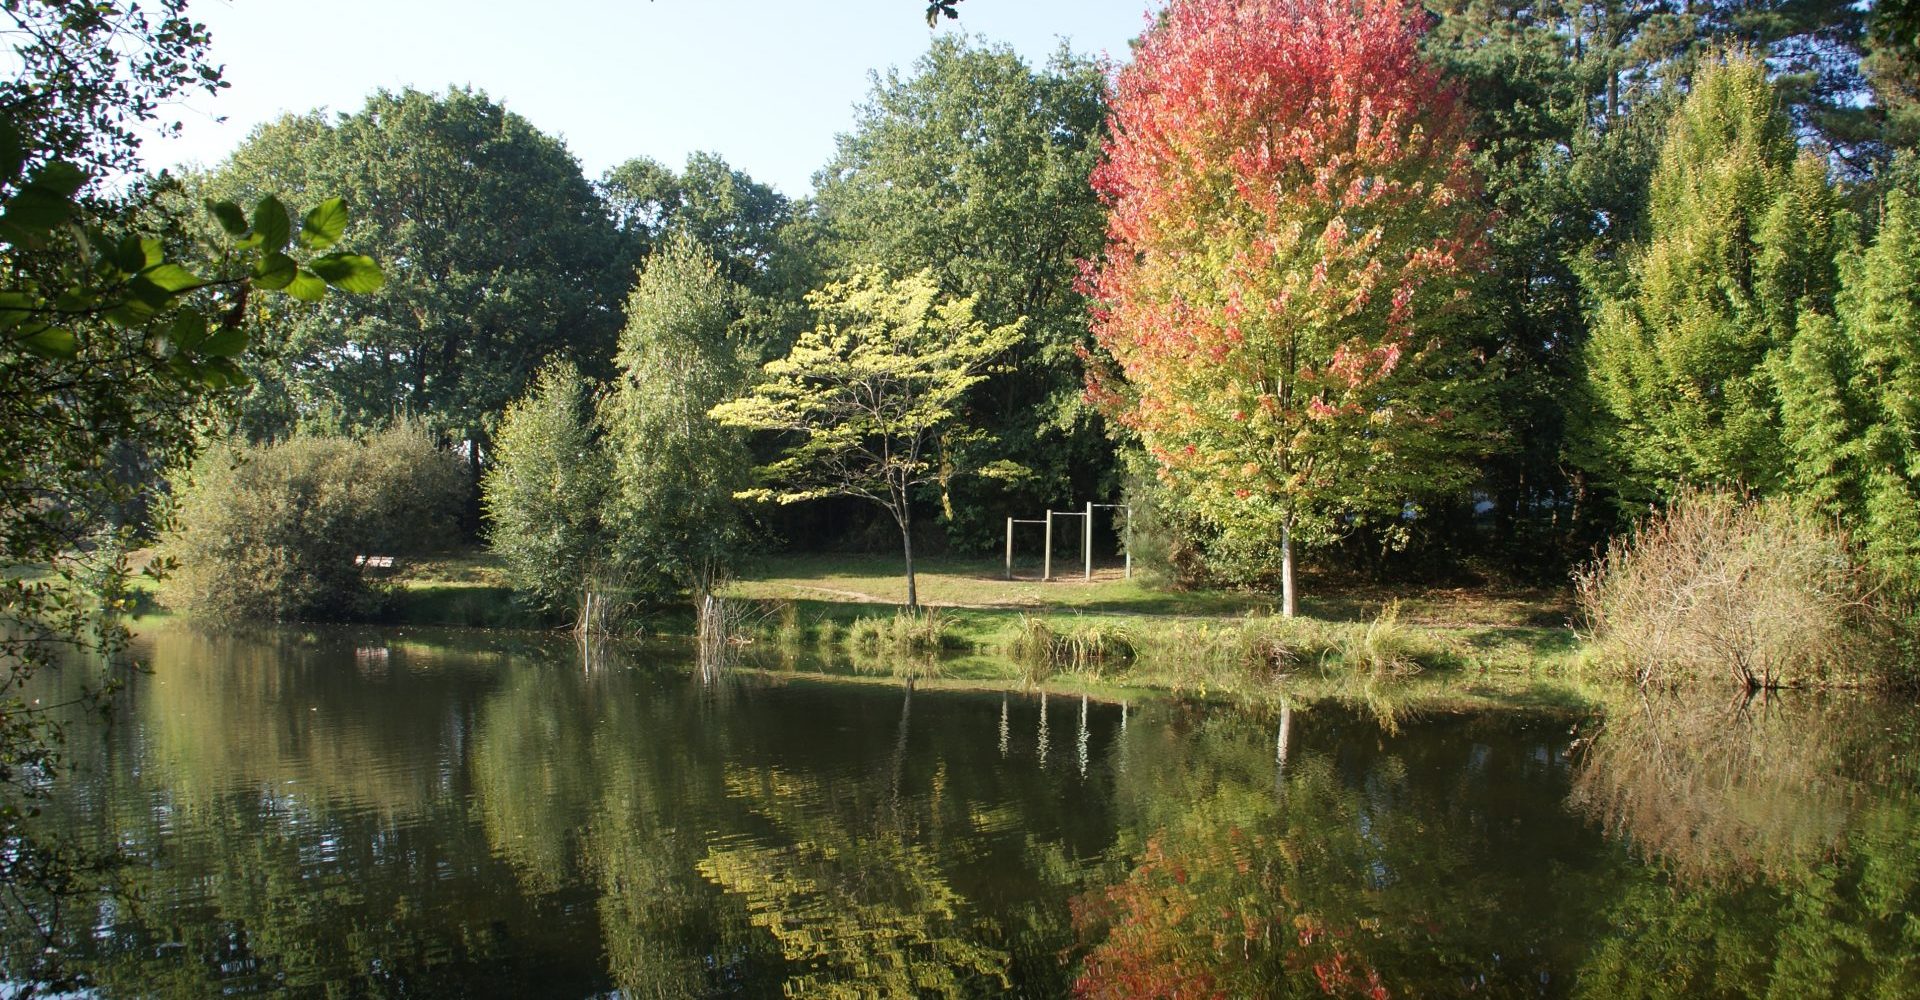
left=1575, top=490, right=1884, bottom=689
left=159, top=424, right=467, bottom=622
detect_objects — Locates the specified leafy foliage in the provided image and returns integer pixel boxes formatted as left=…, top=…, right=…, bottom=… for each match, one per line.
left=711, top=269, right=1020, bottom=608
left=0, top=1, right=222, bottom=179
left=199, top=88, right=626, bottom=451
left=812, top=36, right=1111, bottom=547
left=481, top=361, right=618, bottom=634
left=601, top=234, right=754, bottom=605
left=158, top=424, right=466, bottom=623
left=1086, top=0, right=1491, bottom=614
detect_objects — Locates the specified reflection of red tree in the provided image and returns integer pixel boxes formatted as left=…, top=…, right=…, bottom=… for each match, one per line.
left=1072, top=834, right=1389, bottom=1000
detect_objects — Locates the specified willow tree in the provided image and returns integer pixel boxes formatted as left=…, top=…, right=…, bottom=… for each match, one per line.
left=710, top=269, right=1020, bottom=610
left=1085, top=0, right=1489, bottom=616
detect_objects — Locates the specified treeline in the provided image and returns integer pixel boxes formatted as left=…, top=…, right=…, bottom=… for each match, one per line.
left=156, top=0, right=1920, bottom=624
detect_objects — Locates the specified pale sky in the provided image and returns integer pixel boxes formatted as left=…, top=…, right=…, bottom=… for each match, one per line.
left=136, top=1, right=1152, bottom=198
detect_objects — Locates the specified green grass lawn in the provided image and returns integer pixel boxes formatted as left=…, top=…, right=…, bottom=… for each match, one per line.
left=727, top=552, right=1571, bottom=628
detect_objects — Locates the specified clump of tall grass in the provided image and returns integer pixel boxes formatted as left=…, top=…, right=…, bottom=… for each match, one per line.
left=843, top=608, right=966, bottom=656
left=813, top=619, right=841, bottom=649
left=772, top=600, right=804, bottom=646
left=1334, top=601, right=1427, bottom=678
left=1006, top=615, right=1137, bottom=677
left=1575, top=490, right=1882, bottom=690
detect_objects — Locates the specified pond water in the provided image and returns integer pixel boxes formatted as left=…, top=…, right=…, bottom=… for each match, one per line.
left=8, top=624, right=1920, bottom=997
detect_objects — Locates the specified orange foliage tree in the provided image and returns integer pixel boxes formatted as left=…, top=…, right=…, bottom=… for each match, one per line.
left=1085, top=0, right=1491, bottom=613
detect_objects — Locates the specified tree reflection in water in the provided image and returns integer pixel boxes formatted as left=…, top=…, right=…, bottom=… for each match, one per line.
left=11, top=625, right=1920, bottom=997
left=1568, top=688, right=1920, bottom=999
left=1073, top=702, right=1611, bottom=998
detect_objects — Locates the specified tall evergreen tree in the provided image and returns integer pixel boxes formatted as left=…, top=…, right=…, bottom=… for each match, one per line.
left=1843, top=187, right=1920, bottom=583
left=1582, top=55, right=1845, bottom=501
left=1777, top=309, right=1867, bottom=519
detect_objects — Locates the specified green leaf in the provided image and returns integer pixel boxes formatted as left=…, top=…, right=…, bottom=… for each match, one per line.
left=298, top=197, right=348, bottom=250
left=204, top=356, right=250, bottom=387
left=127, top=276, right=175, bottom=310
left=252, top=196, right=291, bottom=252
left=284, top=268, right=327, bottom=302
left=2, top=189, right=74, bottom=232
left=104, top=298, right=159, bottom=328
left=169, top=310, right=210, bottom=352
left=309, top=253, right=384, bottom=293
left=27, top=162, right=86, bottom=200
left=200, top=324, right=247, bottom=358
left=139, top=263, right=204, bottom=293
left=0, top=120, right=24, bottom=187
left=15, top=326, right=77, bottom=359
left=0, top=291, right=37, bottom=332
left=252, top=252, right=297, bottom=291
left=110, top=236, right=146, bottom=274
left=206, top=199, right=248, bottom=237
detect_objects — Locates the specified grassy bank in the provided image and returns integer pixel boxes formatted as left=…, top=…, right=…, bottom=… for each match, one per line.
left=137, top=548, right=1591, bottom=715
left=714, top=553, right=1588, bottom=718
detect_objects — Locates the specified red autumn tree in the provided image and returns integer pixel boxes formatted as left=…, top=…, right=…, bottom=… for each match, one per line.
left=1086, top=0, right=1489, bottom=615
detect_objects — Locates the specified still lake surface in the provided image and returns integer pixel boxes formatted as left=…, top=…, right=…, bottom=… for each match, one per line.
left=11, top=623, right=1920, bottom=997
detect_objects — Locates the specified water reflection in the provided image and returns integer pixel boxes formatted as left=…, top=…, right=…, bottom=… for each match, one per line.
left=8, top=624, right=1920, bottom=998
left=1568, top=688, right=1920, bottom=998
left=1080, top=704, right=1607, bottom=997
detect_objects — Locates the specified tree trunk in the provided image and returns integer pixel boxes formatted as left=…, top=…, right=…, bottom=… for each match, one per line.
left=1281, top=516, right=1297, bottom=618
left=900, top=506, right=919, bottom=611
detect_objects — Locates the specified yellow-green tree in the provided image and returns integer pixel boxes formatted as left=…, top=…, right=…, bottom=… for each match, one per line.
left=711, top=269, right=1020, bottom=609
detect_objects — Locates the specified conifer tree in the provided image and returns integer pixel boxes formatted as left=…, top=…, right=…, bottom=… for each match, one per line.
left=1844, top=187, right=1920, bottom=584
left=1583, top=55, right=1844, bottom=502
left=1778, top=311, right=1868, bottom=521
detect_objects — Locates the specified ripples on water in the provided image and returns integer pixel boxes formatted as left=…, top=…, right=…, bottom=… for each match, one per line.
left=7, top=624, right=1919, bottom=998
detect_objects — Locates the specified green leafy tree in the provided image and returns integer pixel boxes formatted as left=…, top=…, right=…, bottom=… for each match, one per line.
left=199, top=88, right=626, bottom=463
left=601, top=152, right=791, bottom=291
left=1582, top=55, right=1848, bottom=503
left=1422, top=0, right=1668, bottom=561
left=601, top=234, right=753, bottom=622
left=710, top=269, right=1020, bottom=610
left=482, top=361, right=618, bottom=634
left=811, top=36, right=1111, bottom=546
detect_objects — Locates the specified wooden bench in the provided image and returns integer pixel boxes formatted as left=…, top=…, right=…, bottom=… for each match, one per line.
left=354, top=554, right=396, bottom=571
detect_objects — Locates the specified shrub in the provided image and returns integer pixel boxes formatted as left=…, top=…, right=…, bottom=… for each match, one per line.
left=1574, top=489, right=1882, bottom=689
left=158, top=424, right=466, bottom=623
